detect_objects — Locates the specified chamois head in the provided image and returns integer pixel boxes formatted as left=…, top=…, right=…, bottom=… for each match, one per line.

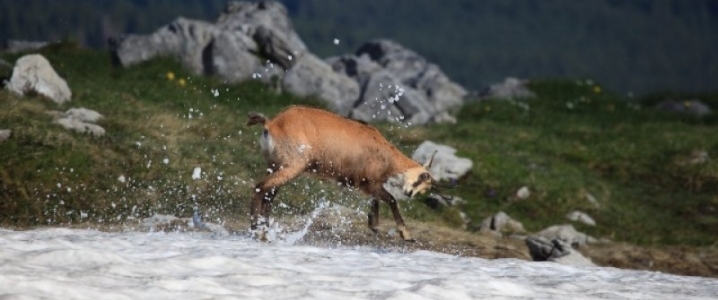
left=400, top=151, right=438, bottom=198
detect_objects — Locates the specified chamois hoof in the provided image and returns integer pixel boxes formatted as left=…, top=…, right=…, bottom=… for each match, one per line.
left=250, top=226, right=268, bottom=242
left=399, top=231, right=415, bottom=242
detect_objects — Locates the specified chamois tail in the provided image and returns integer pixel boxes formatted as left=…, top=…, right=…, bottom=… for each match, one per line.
left=246, top=112, right=267, bottom=126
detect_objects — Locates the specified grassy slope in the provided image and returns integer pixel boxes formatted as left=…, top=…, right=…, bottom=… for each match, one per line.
left=1, top=44, right=717, bottom=247
left=0, top=43, right=335, bottom=227
left=424, top=81, right=718, bottom=246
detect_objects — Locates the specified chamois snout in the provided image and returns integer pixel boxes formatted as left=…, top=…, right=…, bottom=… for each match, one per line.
left=401, top=151, right=438, bottom=198
left=401, top=169, right=434, bottom=198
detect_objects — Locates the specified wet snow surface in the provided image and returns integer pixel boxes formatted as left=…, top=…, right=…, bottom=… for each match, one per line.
left=1, top=228, right=716, bottom=300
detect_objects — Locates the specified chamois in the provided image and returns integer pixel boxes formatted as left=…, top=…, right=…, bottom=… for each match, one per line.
left=246, top=105, right=436, bottom=241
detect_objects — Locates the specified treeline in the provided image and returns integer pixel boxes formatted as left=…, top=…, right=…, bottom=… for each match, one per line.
left=1, top=0, right=716, bottom=94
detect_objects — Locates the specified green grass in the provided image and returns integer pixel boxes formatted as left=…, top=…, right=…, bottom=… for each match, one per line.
left=0, top=42, right=333, bottom=226
left=1, top=43, right=717, bottom=247
left=419, top=80, right=718, bottom=246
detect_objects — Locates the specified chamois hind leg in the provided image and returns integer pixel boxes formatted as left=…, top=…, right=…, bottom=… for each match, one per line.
left=367, top=198, right=380, bottom=234
left=377, top=190, right=414, bottom=242
left=250, top=164, right=304, bottom=232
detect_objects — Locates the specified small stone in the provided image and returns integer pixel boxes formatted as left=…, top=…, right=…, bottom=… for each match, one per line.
left=0, top=129, right=11, bottom=143
left=566, top=210, right=596, bottom=226
left=516, top=186, right=530, bottom=199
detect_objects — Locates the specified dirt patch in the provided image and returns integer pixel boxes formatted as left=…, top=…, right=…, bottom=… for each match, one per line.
left=292, top=205, right=530, bottom=260
left=580, top=243, right=718, bottom=278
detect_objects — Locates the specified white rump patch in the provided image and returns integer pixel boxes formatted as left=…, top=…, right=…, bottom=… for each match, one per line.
left=260, top=129, right=275, bottom=154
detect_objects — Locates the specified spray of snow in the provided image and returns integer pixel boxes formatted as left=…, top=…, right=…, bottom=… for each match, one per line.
left=0, top=227, right=716, bottom=300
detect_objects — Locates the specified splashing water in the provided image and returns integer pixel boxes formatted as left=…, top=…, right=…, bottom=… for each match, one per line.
left=270, top=199, right=330, bottom=246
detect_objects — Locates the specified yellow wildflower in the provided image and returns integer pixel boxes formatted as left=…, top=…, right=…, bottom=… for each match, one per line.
left=178, top=78, right=187, bottom=87
left=593, top=85, right=601, bottom=94
left=166, top=71, right=176, bottom=81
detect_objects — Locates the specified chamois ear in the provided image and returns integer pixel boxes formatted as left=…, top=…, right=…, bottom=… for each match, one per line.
left=423, top=151, right=438, bottom=169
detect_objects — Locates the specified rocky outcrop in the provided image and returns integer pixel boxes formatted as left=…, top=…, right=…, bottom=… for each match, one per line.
left=112, top=18, right=218, bottom=75
left=7, top=54, right=72, bottom=104
left=329, top=39, right=466, bottom=124
left=216, top=0, right=307, bottom=69
left=111, top=1, right=466, bottom=125
left=282, top=53, right=360, bottom=115
left=112, top=1, right=302, bottom=83
left=207, top=29, right=262, bottom=83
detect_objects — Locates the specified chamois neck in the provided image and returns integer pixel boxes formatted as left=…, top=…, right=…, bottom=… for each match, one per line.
left=392, top=149, right=422, bottom=173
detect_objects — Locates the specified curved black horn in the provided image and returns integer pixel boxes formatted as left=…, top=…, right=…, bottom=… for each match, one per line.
left=424, top=150, right=438, bottom=169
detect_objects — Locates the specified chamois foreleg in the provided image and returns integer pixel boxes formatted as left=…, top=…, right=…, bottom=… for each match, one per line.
left=376, top=189, right=414, bottom=242
left=368, top=198, right=380, bottom=234
left=250, top=164, right=304, bottom=233
left=387, top=198, right=414, bottom=242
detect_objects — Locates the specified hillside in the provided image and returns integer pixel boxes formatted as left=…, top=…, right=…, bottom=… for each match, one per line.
left=1, top=44, right=718, bottom=277
left=1, top=0, right=716, bottom=95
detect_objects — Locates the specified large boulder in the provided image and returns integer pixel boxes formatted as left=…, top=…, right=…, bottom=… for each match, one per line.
left=525, top=236, right=595, bottom=266
left=110, top=2, right=468, bottom=125
left=111, top=1, right=306, bottom=83
left=412, top=140, right=473, bottom=181
left=329, top=40, right=466, bottom=125
left=208, top=30, right=262, bottom=82
left=216, top=0, right=307, bottom=69
left=355, top=39, right=466, bottom=110
left=350, top=68, right=433, bottom=124
left=7, top=54, right=72, bottom=104
left=112, top=17, right=217, bottom=74
left=282, top=53, right=360, bottom=115
left=112, top=1, right=305, bottom=79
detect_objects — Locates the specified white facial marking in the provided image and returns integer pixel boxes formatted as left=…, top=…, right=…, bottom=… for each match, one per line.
left=383, top=173, right=409, bottom=201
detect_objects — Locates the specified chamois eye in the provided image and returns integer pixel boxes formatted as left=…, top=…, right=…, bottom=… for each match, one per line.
left=419, top=172, right=431, bottom=181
